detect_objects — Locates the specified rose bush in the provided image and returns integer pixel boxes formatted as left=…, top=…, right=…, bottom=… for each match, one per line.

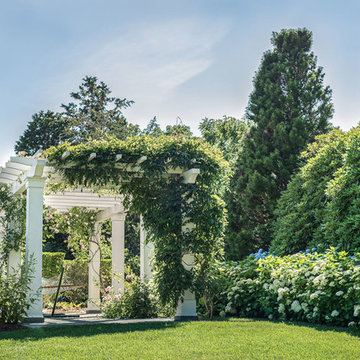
left=101, top=275, right=158, bottom=319
left=223, top=248, right=360, bottom=327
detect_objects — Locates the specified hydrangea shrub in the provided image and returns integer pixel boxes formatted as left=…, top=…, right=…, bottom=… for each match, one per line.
left=224, top=249, right=360, bottom=327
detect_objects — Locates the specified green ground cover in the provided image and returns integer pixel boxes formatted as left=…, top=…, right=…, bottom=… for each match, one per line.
left=0, top=318, right=359, bottom=360
left=0, top=319, right=360, bottom=360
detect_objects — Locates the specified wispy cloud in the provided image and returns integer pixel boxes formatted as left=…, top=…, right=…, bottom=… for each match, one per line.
left=34, top=17, right=229, bottom=128
left=80, top=18, right=228, bottom=103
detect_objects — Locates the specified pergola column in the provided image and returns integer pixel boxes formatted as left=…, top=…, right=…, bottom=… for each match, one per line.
left=7, top=249, right=21, bottom=276
left=175, top=175, right=199, bottom=321
left=24, top=177, right=45, bottom=322
left=140, top=215, right=154, bottom=282
left=7, top=220, right=21, bottom=276
left=175, top=252, right=197, bottom=321
left=111, top=213, right=126, bottom=293
left=87, top=222, right=101, bottom=313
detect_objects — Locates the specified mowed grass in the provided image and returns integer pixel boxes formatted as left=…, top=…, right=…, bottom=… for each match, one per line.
left=0, top=318, right=359, bottom=360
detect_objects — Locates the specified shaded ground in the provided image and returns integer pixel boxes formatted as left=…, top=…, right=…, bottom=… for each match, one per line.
left=0, top=324, right=26, bottom=333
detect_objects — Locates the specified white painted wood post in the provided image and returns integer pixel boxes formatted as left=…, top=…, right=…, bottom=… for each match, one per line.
left=140, top=215, right=154, bottom=282
left=175, top=252, right=197, bottom=321
left=87, top=222, right=102, bottom=313
left=175, top=173, right=199, bottom=321
left=111, top=213, right=126, bottom=293
left=140, top=216, right=145, bottom=282
left=7, top=249, right=21, bottom=276
left=7, top=220, right=22, bottom=276
left=24, top=177, right=45, bottom=322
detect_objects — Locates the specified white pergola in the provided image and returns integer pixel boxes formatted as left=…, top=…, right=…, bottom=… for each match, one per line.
left=0, top=153, right=200, bottom=322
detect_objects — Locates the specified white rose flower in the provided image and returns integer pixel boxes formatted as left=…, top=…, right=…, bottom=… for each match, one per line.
left=335, top=291, right=344, bottom=297
left=331, top=310, right=339, bottom=317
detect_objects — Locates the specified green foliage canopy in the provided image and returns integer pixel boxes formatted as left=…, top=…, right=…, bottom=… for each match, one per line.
left=15, top=111, right=71, bottom=156
left=228, top=28, right=333, bottom=259
left=272, top=126, right=360, bottom=255
left=199, top=116, right=249, bottom=168
left=44, top=135, right=228, bottom=307
left=15, top=76, right=138, bottom=156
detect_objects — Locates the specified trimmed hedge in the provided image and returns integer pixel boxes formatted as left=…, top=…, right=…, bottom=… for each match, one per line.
left=42, top=252, right=65, bottom=278
left=223, top=249, right=360, bottom=328
left=62, top=259, right=112, bottom=286
left=42, top=253, right=112, bottom=285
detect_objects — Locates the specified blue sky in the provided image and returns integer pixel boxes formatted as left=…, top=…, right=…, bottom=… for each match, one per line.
left=0, top=0, right=359, bottom=164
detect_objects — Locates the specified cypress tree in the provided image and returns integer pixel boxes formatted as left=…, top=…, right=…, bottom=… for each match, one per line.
left=227, top=28, right=333, bottom=259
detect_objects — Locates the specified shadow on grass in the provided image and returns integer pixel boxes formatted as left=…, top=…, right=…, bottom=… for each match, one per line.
left=211, top=316, right=360, bottom=338
left=2, top=316, right=360, bottom=342
left=0, top=321, right=184, bottom=341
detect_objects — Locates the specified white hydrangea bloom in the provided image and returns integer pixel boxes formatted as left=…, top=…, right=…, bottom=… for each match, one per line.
left=291, top=300, right=302, bottom=313
left=278, top=303, right=285, bottom=314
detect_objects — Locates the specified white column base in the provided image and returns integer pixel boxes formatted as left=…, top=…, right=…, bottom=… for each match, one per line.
left=174, top=253, right=198, bottom=321
left=175, top=290, right=198, bottom=321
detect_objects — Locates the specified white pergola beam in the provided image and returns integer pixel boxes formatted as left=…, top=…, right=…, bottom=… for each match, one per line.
left=96, top=204, right=125, bottom=222
left=182, top=168, right=200, bottom=184
left=45, top=201, right=119, bottom=208
left=61, top=151, right=70, bottom=160
left=0, top=173, right=18, bottom=181
left=88, top=153, right=96, bottom=162
left=33, top=149, right=43, bottom=158
left=137, top=156, right=147, bottom=164
left=1, top=167, right=23, bottom=176
left=10, top=156, right=37, bottom=167
left=28, top=159, right=46, bottom=178
left=0, top=178, right=14, bottom=185
left=6, top=161, right=29, bottom=172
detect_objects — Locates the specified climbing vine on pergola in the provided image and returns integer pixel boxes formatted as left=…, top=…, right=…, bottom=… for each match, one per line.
left=45, top=135, right=228, bottom=307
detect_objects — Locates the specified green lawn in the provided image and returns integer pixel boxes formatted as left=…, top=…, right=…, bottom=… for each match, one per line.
left=0, top=318, right=359, bottom=359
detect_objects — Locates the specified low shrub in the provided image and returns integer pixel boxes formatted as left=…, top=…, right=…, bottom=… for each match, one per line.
left=223, top=249, right=360, bottom=327
left=195, top=261, right=234, bottom=319
left=102, top=275, right=158, bottom=319
left=0, top=260, right=35, bottom=324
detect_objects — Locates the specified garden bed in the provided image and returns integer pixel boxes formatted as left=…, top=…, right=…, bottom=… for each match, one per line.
left=0, top=323, right=26, bottom=333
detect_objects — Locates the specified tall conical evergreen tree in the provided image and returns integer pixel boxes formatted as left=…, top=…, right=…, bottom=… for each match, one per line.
left=227, top=28, right=334, bottom=259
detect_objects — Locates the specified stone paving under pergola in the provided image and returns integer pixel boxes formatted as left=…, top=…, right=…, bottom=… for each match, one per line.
left=0, top=152, right=200, bottom=322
